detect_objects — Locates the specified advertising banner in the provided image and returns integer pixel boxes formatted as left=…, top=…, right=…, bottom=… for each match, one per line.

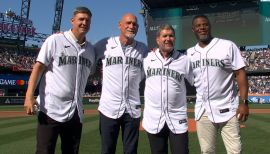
left=0, top=74, right=29, bottom=89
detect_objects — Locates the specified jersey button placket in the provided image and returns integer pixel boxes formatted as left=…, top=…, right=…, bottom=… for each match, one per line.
left=123, top=65, right=128, bottom=102
left=162, top=76, right=167, bottom=104
left=162, top=76, right=168, bottom=119
left=200, top=63, right=208, bottom=102
left=161, top=64, right=166, bottom=105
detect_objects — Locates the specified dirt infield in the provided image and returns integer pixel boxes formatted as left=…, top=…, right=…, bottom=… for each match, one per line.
left=1, top=109, right=269, bottom=132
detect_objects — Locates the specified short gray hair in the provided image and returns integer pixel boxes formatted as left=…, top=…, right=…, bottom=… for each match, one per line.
left=156, top=24, right=175, bottom=37
left=73, top=6, right=92, bottom=17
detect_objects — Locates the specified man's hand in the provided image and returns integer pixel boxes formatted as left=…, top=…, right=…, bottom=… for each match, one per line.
left=236, top=103, right=249, bottom=122
left=24, top=95, right=38, bottom=115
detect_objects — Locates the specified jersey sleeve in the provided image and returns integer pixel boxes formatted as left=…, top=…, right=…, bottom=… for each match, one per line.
left=140, top=42, right=150, bottom=80
left=36, top=35, right=56, bottom=66
left=230, top=42, right=246, bottom=70
left=185, top=58, right=194, bottom=85
left=141, top=51, right=150, bottom=80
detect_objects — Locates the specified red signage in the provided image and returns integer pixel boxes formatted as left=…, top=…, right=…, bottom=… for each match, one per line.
left=0, top=22, right=36, bottom=36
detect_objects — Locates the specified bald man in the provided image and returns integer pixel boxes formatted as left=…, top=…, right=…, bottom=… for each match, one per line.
left=95, top=13, right=149, bottom=154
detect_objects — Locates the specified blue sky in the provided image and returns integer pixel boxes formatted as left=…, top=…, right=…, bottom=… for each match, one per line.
left=0, top=0, right=147, bottom=44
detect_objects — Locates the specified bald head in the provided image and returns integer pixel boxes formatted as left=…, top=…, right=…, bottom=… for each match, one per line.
left=120, top=13, right=138, bottom=23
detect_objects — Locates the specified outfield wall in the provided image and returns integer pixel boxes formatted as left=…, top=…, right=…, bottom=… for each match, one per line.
left=0, top=96, right=101, bottom=105
left=0, top=95, right=269, bottom=105
left=0, top=96, right=146, bottom=105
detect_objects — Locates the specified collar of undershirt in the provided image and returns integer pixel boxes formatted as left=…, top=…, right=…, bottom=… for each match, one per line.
left=120, top=40, right=137, bottom=53
left=120, top=39, right=136, bottom=47
left=68, top=30, right=86, bottom=47
left=159, top=49, right=174, bottom=60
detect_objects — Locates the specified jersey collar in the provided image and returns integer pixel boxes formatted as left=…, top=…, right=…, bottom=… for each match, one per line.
left=68, top=29, right=86, bottom=47
left=195, top=37, right=219, bottom=53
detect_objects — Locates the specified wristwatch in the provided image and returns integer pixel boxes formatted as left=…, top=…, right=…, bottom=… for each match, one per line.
left=242, top=99, right=249, bottom=106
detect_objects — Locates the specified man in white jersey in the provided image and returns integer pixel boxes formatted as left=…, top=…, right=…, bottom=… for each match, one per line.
left=142, top=24, right=193, bottom=154
left=24, top=7, right=95, bottom=154
left=95, top=13, right=148, bottom=154
left=187, top=14, right=249, bottom=154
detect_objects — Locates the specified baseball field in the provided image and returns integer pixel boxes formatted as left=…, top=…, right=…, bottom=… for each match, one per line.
left=0, top=104, right=269, bottom=154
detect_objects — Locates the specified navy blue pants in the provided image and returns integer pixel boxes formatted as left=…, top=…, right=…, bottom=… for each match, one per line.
left=99, top=112, right=140, bottom=154
left=147, top=123, right=189, bottom=154
left=36, top=110, right=82, bottom=154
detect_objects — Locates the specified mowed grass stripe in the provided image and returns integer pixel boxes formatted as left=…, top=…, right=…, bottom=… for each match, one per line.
left=83, top=114, right=99, bottom=122
left=0, top=128, right=36, bottom=146
left=82, top=117, right=99, bottom=133
left=0, top=105, right=24, bottom=111
left=249, top=113, right=270, bottom=123
left=0, top=116, right=35, bottom=124
left=0, top=113, right=97, bottom=129
left=240, top=116, right=270, bottom=154
left=245, top=114, right=270, bottom=133
left=0, top=115, right=98, bottom=136
left=0, top=115, right=100, bottom=154
left=0, top=117, right=37, bottom=136
left=0, top=117, right=36, bottom=129
left=0, top=137, right=36, bottom=154
left=80, top=118, right=101, bottom=154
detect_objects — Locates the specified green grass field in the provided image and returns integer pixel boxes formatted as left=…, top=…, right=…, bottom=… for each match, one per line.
left=0, top=104, right=269, bottom=154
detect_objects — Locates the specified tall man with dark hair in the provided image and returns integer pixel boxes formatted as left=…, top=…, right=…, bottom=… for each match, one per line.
left=187, top=14, right=249, bottom=154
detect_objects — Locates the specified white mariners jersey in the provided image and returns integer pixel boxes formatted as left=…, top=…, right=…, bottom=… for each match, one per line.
left=95, top=36, right=148, bottom=119
left=36, top=30, right=95, bottom=123
left=142, top=49, right=193, bottom=134
left=187, top=38, right=246, bottom=123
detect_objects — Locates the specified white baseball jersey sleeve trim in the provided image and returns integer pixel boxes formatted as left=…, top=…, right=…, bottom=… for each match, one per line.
left=142, top=49, right=193, bottom=134
left=36, top=30, right=95, bottom=123
left=187, top=38, right=246, bottom=123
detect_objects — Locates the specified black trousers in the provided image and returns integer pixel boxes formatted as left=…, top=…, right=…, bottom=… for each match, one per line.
left=36, top=110, right=82, bottom=154
left=99, top=112, right=140, bottom=154
left=147, top=123, right=189, bottom=154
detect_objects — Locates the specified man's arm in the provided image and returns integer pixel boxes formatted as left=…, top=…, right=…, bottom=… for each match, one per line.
left=24, top=62, right=46, bottom=115
left=234, top=67, right=249, bottom=122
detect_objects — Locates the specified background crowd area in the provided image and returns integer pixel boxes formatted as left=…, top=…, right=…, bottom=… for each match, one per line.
left=241, top=48, right=270, bottom=71
left=0, top=45, right=270, bottom=97
left=0, top=46, right=37, bottom=71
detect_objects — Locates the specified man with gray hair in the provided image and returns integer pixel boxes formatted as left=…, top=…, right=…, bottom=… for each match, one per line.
left=142, top=24, right=193, bottom=154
